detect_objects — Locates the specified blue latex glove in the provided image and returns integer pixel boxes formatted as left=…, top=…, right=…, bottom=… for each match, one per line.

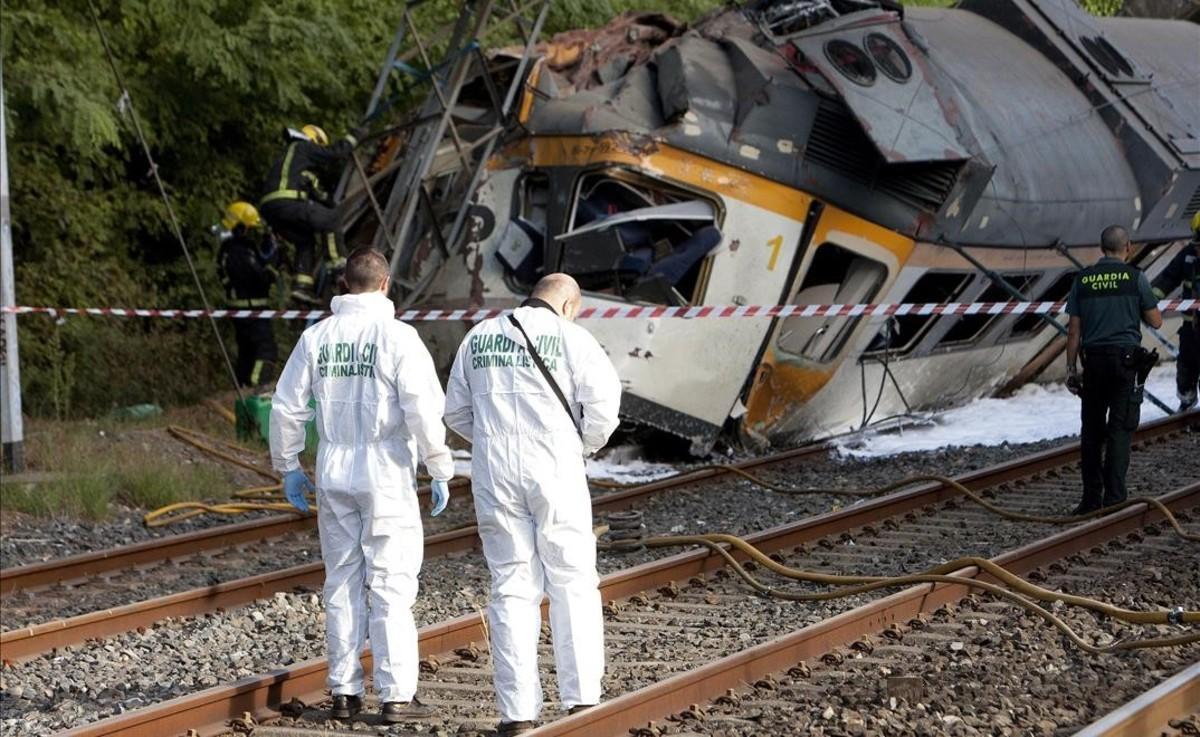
left=430, top=479, right=450, bottom=517
left=282, top=469, right=314, bottom=513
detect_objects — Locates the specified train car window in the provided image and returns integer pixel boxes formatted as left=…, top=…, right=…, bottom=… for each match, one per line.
left=864, top=34, right=911, bottom=83
left=824, top=40, right=876, bottom=87
left=1007, top=271, right=1076, bottom=339
left=865, top=271, right=972, bottom=355
left=938, top=275, right=1037, bottom=347
left=777, top=244, right=886, bottom=363
left=556, top=170, right=722, bottom=306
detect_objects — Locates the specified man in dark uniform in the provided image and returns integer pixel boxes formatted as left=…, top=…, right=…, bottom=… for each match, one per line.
left=259, top=124, right=357, bottom=305
left=1151, top=212, right=1200, bottom=412
left=218, top=201, right=280, bottom=389
left=1065, top=225, right=1163, bottom=514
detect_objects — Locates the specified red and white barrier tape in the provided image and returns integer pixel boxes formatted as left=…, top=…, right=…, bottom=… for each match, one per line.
left=2, top=299, right=1196, bottom=321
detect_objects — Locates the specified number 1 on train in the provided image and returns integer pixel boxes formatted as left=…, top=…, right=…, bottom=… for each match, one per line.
left=766, top=235, right=783, bottom=272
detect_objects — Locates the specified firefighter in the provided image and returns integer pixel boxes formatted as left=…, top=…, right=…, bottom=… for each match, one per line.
left=1151, top=212, right=1200, bottom=412
left=217, top=201, right=280, bottom=389
left=258, top=124, right=357, bottom=305
left=1064, top=225, right=1163, bottom=514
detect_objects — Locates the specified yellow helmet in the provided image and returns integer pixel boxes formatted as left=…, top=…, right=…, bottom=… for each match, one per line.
left=221, top=201, right=263, bottom=231
left=1191, top=210, right=1200, bottom=236
left=301, top=124, right=329, bottom=146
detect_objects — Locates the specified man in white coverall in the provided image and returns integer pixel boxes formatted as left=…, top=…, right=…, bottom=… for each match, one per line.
left=270, top=247, right=456, bottom=723
left=444, top=273, right=622, bottom=736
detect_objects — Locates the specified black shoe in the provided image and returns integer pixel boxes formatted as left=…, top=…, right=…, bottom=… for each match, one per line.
left=330, top=694, right=363, bottom=720
left=382, top=698, right=434, bottom=723
left=1102, top=495, right=1127, bottom=508
left=495, top=721, right=537, bottom=736
left=1071, top=500, right=1101, bottom=516
left=567, top=704, right=595, bottom=715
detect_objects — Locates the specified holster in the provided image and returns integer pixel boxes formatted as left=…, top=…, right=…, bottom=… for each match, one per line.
left=1124, top=346, right=1159, bottom=386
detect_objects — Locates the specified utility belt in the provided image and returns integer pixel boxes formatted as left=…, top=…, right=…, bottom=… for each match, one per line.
left=1082, top=344, right=1135, bottom=358
left=1083, top=344, right=1158, bottom=384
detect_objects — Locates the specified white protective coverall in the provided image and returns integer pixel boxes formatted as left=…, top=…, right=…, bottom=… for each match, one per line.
left=270, top=290, right=455, bottom=703
left=443, top=302, right=622, bottom=721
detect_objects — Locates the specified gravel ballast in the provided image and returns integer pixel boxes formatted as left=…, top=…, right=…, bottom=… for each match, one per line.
left=0, top=432, right=1195, bottom=735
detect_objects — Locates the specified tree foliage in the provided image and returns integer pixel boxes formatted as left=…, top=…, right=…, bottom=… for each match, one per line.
left=3, top=0, right=400, bottom=415
left=2, top=0, right=729, bottom=417
left=0, top=0, right=1127, bottom=416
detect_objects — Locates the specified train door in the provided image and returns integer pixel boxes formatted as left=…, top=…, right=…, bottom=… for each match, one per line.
left=741, top=206, right=914, bottom=444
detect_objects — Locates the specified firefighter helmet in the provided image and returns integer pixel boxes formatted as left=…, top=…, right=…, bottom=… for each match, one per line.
left=221, top=201, right=263, bottom=231
left=301, top=124, right=329, bottom=146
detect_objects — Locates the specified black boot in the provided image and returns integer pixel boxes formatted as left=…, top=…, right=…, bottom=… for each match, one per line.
left=330, top=694, right=363, bottom=720
left=1071, top=498, right=1102, bottom=516
left=567, top=704, right=595, bottom=715
left=382, top=698, right=434, bottom=723
left=495, top=721, right=536, bottom=736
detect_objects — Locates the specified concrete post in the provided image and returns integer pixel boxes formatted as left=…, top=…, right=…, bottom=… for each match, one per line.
left=1, top=63, right=25, bottom=472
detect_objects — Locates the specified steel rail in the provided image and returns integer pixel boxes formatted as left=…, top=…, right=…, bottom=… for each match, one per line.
left=53, top=415, right=1195, bottom=737
left=0, top=477, right=480, bottom=596
left=533, top=481, right=1200, bottom=737
left=0, top=439, right=837, bottom=597
left=10, top=409, right=1191, bottom=598
left=0, top=442, right=828, bottom=661
left=1071, top=661, right=1200, bottom=737
left=0, top=514, right=316, bottom=596
left=10, top=412, right=1190, bottom=662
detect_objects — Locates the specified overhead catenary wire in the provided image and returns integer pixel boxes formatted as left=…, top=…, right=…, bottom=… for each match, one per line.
left=85, top=0, right=244, bottom=405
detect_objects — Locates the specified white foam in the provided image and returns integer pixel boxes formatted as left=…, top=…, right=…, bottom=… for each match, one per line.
left=448, top=445, right=677, bottom=484
left=835, top=365, right=1178, bottom=459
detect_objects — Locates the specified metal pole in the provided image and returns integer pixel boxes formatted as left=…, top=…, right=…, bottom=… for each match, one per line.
left=0, top=63, right=26, bottom=472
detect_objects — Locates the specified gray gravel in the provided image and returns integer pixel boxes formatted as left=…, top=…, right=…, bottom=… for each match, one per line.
left=1, top=499, right=480, bottom=629
left=0, top=435, right=1070, bottom=627
left=0, top=435, right=1067, bottom=570
left=649, top=522, right=1200, bottom=737
left=0, top=504, right=282, bottom=570
left=0, top=432, right=1194, bottom=735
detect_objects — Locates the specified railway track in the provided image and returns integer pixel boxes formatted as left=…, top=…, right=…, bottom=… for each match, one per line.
left=1073, top=663, right=1199, bottom=737
left=36, top=413, right=1195, bottom=737
left=226, top=483, right=1198, bottom=737
left=572, top=496, right=1198, bottom=737
left=0, top=442, right=829, bottom=660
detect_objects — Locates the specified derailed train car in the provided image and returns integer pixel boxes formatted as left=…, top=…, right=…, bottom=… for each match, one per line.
left=343, top=0, right=1200, bottom=453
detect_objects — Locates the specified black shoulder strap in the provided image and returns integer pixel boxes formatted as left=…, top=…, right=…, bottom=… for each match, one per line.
left=507, top=314, right=581, bottom=436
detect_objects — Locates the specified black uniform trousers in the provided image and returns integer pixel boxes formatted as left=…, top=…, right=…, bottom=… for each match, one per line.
left=1079, top=345, right=1142, bottom=509
left=1177, top=322, right=1199, bottom=405
left=259, top=198, right=339, bottom=280
left=234, top=318, right=278, bottom=389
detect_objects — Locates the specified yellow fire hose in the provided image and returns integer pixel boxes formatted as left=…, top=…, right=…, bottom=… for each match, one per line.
left=143, top=427, right=300, bottom=527
left=602, top=532, right=1198, bottom=654
left=142, top=484, right=314, bottom=527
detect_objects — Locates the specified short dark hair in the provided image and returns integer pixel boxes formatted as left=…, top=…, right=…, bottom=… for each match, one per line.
left=343, top=247, right=390, bottom=293
left=1100, top=225, right=1129, bottom=254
